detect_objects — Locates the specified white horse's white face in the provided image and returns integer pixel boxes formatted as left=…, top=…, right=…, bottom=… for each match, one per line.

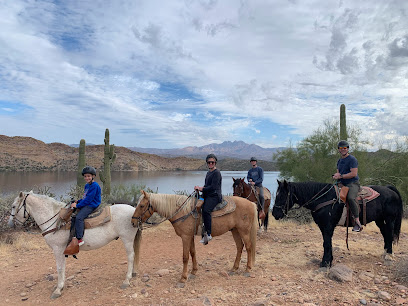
left=8, top=191, right=30, bottom=227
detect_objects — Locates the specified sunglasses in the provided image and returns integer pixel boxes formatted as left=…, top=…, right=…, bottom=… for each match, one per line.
left=207, top=161, right=216, bottom=165
left=338, top=146, right=349, bottom=150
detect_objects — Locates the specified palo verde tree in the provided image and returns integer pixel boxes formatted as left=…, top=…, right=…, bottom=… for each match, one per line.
left=275, top=119, right=365, bottom=183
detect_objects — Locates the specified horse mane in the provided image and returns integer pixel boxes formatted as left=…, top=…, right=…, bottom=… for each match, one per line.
left=148, top=193, right=194, bottom=218
left=291, top=181, right=333, bottom=203
left=29, top=192, right=66, bottom=209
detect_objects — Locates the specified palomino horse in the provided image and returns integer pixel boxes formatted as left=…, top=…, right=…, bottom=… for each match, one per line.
left=232, top=178, right=271, bottom=231
left=8, top=191, right=142, bottom=299
left=272, top=180, right=403, bottom=267
left=132, top=191, right=257, bottom=284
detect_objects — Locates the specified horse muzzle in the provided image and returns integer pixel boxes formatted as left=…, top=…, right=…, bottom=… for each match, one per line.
left=8, top=216, right=15, bottom=228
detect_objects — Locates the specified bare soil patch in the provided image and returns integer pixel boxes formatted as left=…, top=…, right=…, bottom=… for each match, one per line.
left=1, top=218, right=407, bottom=305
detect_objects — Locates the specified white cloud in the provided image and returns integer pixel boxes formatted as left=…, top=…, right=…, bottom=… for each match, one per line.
left=0, top=0, right=407, bottom=149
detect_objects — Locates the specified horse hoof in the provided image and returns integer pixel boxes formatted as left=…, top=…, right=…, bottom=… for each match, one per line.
left=176, top=282, right=185, bottom=288
left=228, top=271, right=237, bottom=276
left=384, top=254, right=394, bottom=262
left=188, top=274, right=196, bottom=280
left=120, top=283, right=130, bottom=289
left=243, top=272, right=251, bottom=277
left=50, top=292, right=61, bottom=299
left=132, top=272, right=137, bottom=277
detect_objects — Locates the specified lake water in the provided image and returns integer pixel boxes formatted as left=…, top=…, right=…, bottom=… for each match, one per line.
left=0, top=171, right=280, bottom=200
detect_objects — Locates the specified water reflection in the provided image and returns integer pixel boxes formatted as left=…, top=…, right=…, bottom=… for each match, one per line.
left=0, top=171, right=280, bottom=201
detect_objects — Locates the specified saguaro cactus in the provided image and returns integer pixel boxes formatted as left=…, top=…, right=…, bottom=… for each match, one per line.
left=99, top=129, right=116, bottom=195
left=77, top=139, right=86, bottom=188
left=340, top=104, right=347, bottom=140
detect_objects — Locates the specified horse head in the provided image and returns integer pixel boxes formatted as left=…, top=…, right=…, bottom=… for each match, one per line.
left=132, top=190, right=154, bottom=229
left=232, top=177, right=246, bottom=197
left=272, top=179, right=294, bottom=220
left=8, top=191, right=32, bottom=227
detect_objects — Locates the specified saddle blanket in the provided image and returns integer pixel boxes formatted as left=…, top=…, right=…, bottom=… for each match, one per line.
left=337, top=186, right=380, bottom=226
left=196, top=196, right=236, bottom=218
left=59, top=206, right=111, bottom=230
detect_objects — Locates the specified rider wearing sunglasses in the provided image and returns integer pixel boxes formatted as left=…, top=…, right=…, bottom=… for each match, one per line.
left=194, top=153, right=222, bottom=244
left=332, top=140, right=362, bottom=232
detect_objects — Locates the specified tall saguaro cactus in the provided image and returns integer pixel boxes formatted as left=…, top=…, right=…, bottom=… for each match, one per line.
left=77, top=139, right=86, bottom=188
left=340, top=104, right=347, bottom=140
left=99, top=129, right=116, bottom=195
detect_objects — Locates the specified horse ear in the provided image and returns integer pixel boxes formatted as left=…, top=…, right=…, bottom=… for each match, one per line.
left=283, top=180, right=288, bottom=188
left=232, top=177, right=235, bottom=181
left=19, top=191, right=24, bottom=198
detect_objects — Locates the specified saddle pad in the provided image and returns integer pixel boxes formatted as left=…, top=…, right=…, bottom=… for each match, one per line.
left=356, top=186, right=380, bottom=203
left=211, top=196, right=236, bottom=218
left=61, top=206, right=111, bottom=230
left=255, top=186, right=271, bottom=200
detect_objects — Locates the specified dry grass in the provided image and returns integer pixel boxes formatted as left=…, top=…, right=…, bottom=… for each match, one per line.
left=0, top=232, right=43, bottom=255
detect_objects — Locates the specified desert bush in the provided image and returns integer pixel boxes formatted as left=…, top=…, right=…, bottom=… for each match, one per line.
left=0, top=194, right=16, bottom=240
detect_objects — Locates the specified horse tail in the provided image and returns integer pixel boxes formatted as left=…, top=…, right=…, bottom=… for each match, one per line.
left=250, top=202, right=258, bottom=264
left=133, top=229, right=142, bottom=273
left=387, top=185, right=403, bottom=243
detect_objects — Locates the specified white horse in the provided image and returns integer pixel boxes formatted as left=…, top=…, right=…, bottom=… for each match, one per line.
left=8, top=191, right=142, bottom=299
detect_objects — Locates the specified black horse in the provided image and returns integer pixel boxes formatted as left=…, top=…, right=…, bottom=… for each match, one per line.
left=272, top=180, right=403, bottom=267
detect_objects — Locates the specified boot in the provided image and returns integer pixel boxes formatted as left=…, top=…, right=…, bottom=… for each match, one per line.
left=63, top=237, right=79, bottom=255
left=352, top=218, right=362, bottom=232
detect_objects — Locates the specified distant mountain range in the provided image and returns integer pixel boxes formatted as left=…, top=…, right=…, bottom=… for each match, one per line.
left=128, top=141, right=285, bottom=161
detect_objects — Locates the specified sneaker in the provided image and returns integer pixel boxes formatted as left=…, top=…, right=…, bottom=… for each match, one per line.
left=207, top=234, right=212, bottom=242
left=352, top=225, right=362, bottom=232
left=78, top=239, right=84, bottom=246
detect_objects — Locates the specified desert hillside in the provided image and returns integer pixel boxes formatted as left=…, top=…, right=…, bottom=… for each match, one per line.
left=0, top=135, right=204, bottom=172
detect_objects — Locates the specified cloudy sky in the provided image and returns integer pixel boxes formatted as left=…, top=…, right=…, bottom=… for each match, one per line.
left=0, top=0, right=407, bottom=150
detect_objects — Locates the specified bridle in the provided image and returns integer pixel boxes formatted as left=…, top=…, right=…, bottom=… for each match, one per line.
left=132, top=199, right=154, bottom=230
left=132, top=191, right=198, bottom=229
left=10, top=193, right=69, bottom=235
left=233, top=181, right=253, bottom=199
left=10, top=194, right=30, bottom=225
left=274, top=183, right=335, bottom=216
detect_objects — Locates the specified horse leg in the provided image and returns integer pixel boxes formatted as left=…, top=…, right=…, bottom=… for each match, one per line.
left=230, top=228, right=244, bottom=272
left=189, top=236, right=198, bottom=276
left=375, top=219, right=388, bottom=255
left=179, top=236, right=192, bottom=283
left=383, top=218, right=396, bottom=258
left=318, top=224, right=335, bottom=268
left=51, top=248, right=66, bottom=299
left=119, top=236, right=136, bottom=289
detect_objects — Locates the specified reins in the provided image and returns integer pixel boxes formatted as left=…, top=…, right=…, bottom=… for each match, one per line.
left=11, top=193, right=71, bottom=236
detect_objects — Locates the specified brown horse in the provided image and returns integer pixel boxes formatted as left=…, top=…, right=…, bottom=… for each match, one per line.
left=131, top=191, right=257, bottom=284
left=232, top=177, right=271, bottom=231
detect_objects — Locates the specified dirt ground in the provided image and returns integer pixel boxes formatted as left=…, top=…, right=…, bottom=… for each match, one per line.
left=1, top=217, right=408, bottom=306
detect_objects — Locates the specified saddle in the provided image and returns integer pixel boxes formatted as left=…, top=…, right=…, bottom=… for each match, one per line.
left=337, top=186, right=380, bottom=226
left=62, top=206, right=111, bottom=256
left=194, top=196, right=237, bottom=237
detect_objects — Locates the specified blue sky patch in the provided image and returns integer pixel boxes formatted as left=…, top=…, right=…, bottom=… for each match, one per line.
left=0, top=101, right=32, bottom=115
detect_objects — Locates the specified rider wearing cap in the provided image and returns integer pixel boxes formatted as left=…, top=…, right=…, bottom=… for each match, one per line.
left=71, top=166, right=102, bottom=246
left=247, top=157, right=265, bottom=214
left=194, top=154, right=222, bottom=244
left=332, top=141, right=362, bottom=232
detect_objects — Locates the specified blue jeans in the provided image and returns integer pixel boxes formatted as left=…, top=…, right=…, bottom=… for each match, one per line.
left=74, top=205, right=96, bottom=240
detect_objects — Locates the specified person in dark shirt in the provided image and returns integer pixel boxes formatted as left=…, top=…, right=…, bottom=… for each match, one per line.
left=247, top=156, right=265, bottom=214
left=71, top=166, right=102, bottom=246
left=332, top=140, right=362, bottom=232
left=194, top=154, right=222, bottom=244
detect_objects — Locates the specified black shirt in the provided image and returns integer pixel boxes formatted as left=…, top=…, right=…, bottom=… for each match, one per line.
left=202, top=169, right=222, bottom=199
